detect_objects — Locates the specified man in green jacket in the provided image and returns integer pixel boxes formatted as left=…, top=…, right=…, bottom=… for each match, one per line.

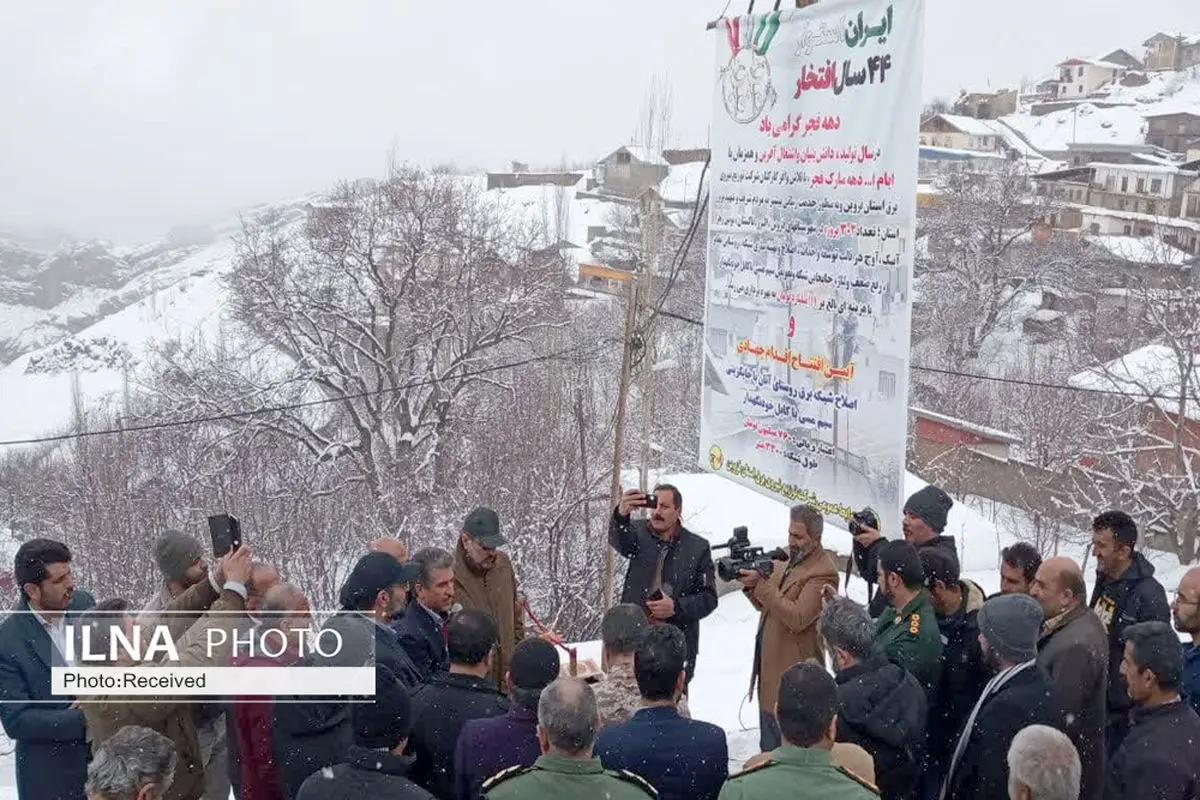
left=482, top=677, right=656, bottom=799
left=872, top=540, right=943, bottom=697
left=719, top=661, right=878, bottom=799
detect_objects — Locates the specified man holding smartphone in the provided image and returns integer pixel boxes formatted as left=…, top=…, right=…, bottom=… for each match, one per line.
left=609, top=485, right=718, bottom=687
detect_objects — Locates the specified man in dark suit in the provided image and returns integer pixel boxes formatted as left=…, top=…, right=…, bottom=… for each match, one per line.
left=594, top=625, right=728, bottom=800
left=394, top=547, right=455, bottom=681
left=0, top=539, right=89, bottom=800
left=609, top=484, right=718, bottom=686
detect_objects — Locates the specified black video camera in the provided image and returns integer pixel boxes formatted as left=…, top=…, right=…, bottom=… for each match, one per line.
left=711, top=526, right=789, bottom=582
left=847, top=507, right=879, bottom=536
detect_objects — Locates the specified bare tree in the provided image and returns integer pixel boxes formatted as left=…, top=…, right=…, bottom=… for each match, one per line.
left=152, top=166, right=567, bottom=535
left=1069, top=257, right=1200, bottom=563
left=633, top=75, right=675, bottom=154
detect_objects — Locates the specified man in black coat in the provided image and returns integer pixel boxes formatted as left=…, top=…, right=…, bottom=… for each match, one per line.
left=1107, top=621, right=1200, bottom=800
left=323, top=551, right=425, bottom=689
left=1088, top=511, right=1170, bottom=756
left=298, top=667, right=435, bottom=800
left=406, top=609, right=510, bottom=799
left=851, top=484, right=958, bottom=617
left=1031, top=556, right=1108, bottom=800
left=610, top=484, right=717, bottom=685
left=818, top=594, right=926, bottom=800
left=0, top=539, right=88, bottom=800
left=942, top=594, right=1061, bottom=800
left=394, top=547, right=456, bottom=681
left=919, top=548, right=990, bottom=794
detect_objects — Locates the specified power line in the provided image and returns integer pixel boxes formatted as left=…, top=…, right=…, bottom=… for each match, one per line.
left=0, top=339, right=616, bottom=449
left=654, top=307, right=1187, bottom=401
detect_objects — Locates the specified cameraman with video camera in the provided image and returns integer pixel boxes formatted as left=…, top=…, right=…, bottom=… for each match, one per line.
left=736, top=505, right=838, bottom=753
left=611, top=485, right=718, bottom=687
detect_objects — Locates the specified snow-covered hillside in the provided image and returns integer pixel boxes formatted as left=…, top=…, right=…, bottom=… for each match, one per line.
left=996, top=66, right=1200, bottom=157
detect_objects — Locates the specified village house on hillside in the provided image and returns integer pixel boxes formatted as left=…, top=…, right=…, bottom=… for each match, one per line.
left=1056, top=57, right=1129, bottom=98
left=595, top=146, right=670, bottom=199
left=1145, top=110, right=1200, bottom=155
left=954, top=89, right=1019, bottom=120
left=1142, top=32, right=1200, bottom=72
left=919, top=114, right=1005, bottom=151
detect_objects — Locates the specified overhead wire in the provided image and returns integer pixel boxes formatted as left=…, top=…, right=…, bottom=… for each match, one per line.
left=648, top=308, right=1187, bottom=402
left=0, top=337, right=618, bottom=448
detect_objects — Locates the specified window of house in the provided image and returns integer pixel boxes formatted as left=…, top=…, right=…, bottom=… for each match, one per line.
left=1187, top=196, right=1200, bottom=218
left=1078, top=67, right=1084, bottom=77
left=1123, top=224, right=1133, bottom=235
left=878, top=370, right=897, bottom=399
left=1151, top=178, right=1163, bottom=193
left=1136, top=178, right=1145, bottom=193
left=1078, top=85, right=1084, bottom=94
left=1121, top=177, right=1129, bottom=192
left=615, top=151, right=631, bottom=165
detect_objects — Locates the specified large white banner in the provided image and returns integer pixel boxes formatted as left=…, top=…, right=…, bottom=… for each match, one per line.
left=700, top=0, right=924, bottom=535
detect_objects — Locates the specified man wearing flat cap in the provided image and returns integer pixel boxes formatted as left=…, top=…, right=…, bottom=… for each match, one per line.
left=454, top=507, right=525, bottom=691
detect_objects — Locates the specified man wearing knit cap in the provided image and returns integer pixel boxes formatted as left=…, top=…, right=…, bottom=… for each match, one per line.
left=455, top=638, right=562, bottom=799
left=852, top=483, right=958, bottom=618
left=143, top=531, right=239, bottom=800
left=940, top=594, right=1059, bottom=800
left=871, top=540, right=943, bottom=697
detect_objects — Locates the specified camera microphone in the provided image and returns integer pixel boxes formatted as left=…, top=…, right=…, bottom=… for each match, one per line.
left=768, top=548, right=789, bottom=561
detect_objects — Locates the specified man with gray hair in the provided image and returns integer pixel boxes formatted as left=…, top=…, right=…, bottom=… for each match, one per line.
left=86, top=725, right=178, bottom=800
left=1006, top=724, right=1080, bottom=800
left=594, top=603, right=690, bottom=724
left=395, top=547, right=458, bottom=681
left=481, top=678, right=656, bottom=799
left=820, top=594, right=926, bottom=799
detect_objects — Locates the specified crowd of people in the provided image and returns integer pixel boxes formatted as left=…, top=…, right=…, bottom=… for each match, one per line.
left=3, top=486, right=1200, bottom=799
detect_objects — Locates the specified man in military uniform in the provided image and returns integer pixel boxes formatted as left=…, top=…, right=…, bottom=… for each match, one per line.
left=872, top=539, right=943, bottom=697
left=719, top=661, right=878, bottom=799
left=482, top=677, right=657, bottom=799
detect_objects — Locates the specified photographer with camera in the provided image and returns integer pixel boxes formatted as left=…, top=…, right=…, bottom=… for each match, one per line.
left=611, top=485, right=718, bottom=687
left=849, top=484, right=958, bottom=618
left=734, top=505, right=838, bottom=753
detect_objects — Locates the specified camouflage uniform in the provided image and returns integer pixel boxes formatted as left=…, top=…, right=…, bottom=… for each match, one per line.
left=593, top=662, right=690, bottom=726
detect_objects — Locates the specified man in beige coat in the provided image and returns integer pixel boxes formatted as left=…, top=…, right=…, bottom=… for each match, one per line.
left=453, top=507, right=525, bottom=691
left=737, top=504, right=839, bottom=752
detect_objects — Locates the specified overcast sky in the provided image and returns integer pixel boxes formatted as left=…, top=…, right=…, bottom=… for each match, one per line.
left=0, top=0, right=1194, bottom=243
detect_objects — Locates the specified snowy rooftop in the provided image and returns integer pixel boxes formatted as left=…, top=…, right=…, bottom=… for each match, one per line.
left=658, top=161, right=709, bottom=205
left=1072, top=202, right=1200, bottom=233
left=1083, top=234, right=1195, bottom=266
left=604, top=145, right=668, bottom=167
left=934, top=113, right=1005, bottom=137
left=1069, top=343, right=1200, bottom=421
left=1088, top=162, right=1196, bottom=176
left=919, top=145, right=1007, bottom=160
left=1000, top=104, right=1148, bottom=153
left=1057, top=57, right=1127, bottom=71
left=911, top=407, right=1022, bottom=444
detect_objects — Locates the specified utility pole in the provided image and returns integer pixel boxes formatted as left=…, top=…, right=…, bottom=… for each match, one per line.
left=604, top=275, right=639, bottom=611
left=603, top=188, right=663, bottom=611
left=637, top=189, right=664, bottom=493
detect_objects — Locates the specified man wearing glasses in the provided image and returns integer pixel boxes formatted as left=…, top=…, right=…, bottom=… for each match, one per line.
left=453, top=507, right=525, bottom=691
left=1171, top=567, right=1200, bottom=715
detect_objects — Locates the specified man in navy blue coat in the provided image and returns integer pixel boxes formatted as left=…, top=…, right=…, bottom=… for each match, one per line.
left=0, top=539, right=89, bottom=800
left=594, top=625, right=728, bottom=800
left=394, top=548, right=456, bottom=681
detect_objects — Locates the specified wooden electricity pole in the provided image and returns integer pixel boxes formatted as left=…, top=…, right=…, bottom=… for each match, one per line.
left=604, top=277, right=640, bottom=611
left=637, top=190, right=664, bottom=494
left=602, top=189, right=664, bottom=611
